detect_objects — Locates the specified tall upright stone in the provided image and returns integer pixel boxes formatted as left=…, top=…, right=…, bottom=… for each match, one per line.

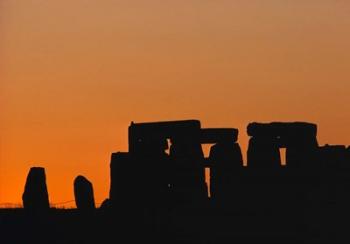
left=247, top=136, right=281, bottom=168
left=169, top=135, right=208, bottom=205
left=209, top=141, right=243, bottom=202
left=109, top=152, right=137, bottom=206
left=22, top=167, right=50, bottom=211
left=74, top=175, right=96, bottom=211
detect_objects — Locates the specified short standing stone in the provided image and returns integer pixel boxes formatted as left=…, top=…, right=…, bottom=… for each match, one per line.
left=74, top=175, right=96, bottom=211
left=99, top=198, right=111, bottom=210
left=22, top=167, right=50, bottom=211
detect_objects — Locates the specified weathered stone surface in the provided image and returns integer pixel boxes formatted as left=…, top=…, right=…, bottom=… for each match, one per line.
left=22, top=167, right=50, bottom=211
left=74, top=175, right=95, bottom=211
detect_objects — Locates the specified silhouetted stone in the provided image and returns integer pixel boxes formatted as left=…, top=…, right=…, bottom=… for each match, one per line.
left=169, top=135, right=208, bottom=205
left=109, top=152, right=138, bottom=206
left=22, top=167, right=50, bottom=211
left=247, top=122, right=317, bottom=138
left=128, top=120, right=201, bottom=154
left=128, top=120, right=208, bottom=206
left=247, top=122, right=318, bottom=168
left=107, top=120, right=345, bottom=242
left=99, top=198, right=111, bottom=210
left=200, top=128, right=238, bottom=143
left=246, top=121, right=321, bottom=234
left=74, top=175, right=96, bottom=211
left=320, top=145, right=347, bottom=169
left=209, top=142, right=243, bottom=168
left=247, top=136, right=281, bottom=168
left=209, top=141, right=243, bottom=202
left=7, top=119, right=350, bottom=244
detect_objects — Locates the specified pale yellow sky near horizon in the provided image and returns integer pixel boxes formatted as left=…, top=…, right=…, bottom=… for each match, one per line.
left=1, top=1, right=350, bottom=207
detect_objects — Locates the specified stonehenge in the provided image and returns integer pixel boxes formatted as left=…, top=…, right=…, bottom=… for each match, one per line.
left=110, top=120, right=350, bottom=210
left=20, top=120, right=349, bottom=225
left=17, top=119, right=350, bottom=244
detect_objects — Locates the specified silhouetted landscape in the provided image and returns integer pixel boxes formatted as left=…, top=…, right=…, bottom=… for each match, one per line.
left=1, top=119, right=350, bottom=244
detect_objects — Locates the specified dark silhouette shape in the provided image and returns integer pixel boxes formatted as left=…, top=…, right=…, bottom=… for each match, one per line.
left=74, top=175, right=96, bottom=211
left=116, top=120, right=208, bottom=206
left=169, top=133, right=208, bottom=205
left=22, top=167, right=50, bottom=212
left=247, top=122, right=318, bottom=168
left=99, top=198, right=111, bottom=210
left=3, top=119, right=350, bottom=244
left=204, top=128, right=243, bottom=203
left=247, top=135, right=281, bottom=167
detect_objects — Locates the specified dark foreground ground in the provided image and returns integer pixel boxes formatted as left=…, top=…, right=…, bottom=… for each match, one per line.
left=3, top=167, right=350, bottom=244
left=0, top=200, right=347, bottom=244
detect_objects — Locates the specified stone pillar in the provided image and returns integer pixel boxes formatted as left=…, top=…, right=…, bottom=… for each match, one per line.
left=74, top=175, right=96, bottom=211
left=285, top=136, right=319, bottom=169
left=169, top=137, right=208, bottom=205
left=209, top=142, right=243, bottom=202
left=109, top=152, right=136, bottom=204
left=22, top=167, right=50, bottom=211
left=247, top=136, right=281, bottom=168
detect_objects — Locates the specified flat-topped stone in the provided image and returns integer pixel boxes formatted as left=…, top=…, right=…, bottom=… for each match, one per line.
left=200, top=128, right=238, bottom=143
left=247, top=122, right=317, bottom=138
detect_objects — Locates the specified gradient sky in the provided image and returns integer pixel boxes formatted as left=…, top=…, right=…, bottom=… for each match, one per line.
left=1, top=1, right=350, bottom=207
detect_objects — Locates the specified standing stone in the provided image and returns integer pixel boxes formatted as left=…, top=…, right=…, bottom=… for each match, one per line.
left=169, top=136, right=208, bottom=205
left=209, top=142, right=243, bottom=202
left=247, top=136, right=281, bottom=168
left=109, top=152, right=136, bottom=206
left=100, top=198, right=111, bottom=210
left=22, top=167, right=50, bottom=211
left=74, top=175, right=96, bottom=211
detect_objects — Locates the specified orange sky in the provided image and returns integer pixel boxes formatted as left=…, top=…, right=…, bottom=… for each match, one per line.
left=1, top=1, right=350, bottom=207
